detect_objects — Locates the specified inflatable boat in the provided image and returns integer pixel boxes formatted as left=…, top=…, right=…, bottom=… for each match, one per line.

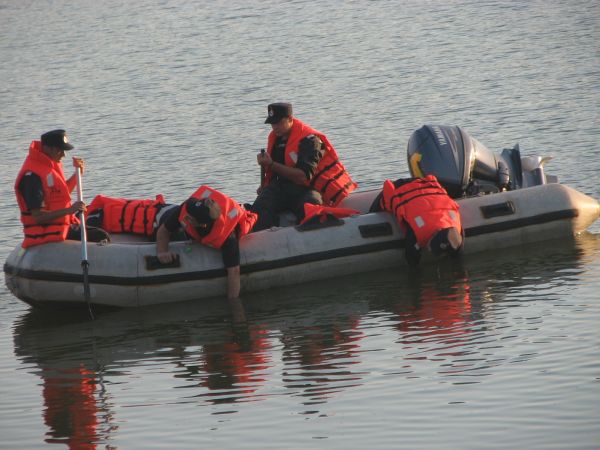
left=4, top=125, right=600, bottom=308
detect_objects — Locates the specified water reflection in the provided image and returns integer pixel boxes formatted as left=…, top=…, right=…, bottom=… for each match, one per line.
left=41, top=365, right=113, bottom=449
left=13, top=300, right=264, bottom=447
left=12, top=233, right=599, bottom=445
left=170, top=300, right=273, bottom=405
left=393, top=271, right=473, bottom=341
left=13, top=312, right=119, bottom=449
left=279, top=309, right=365, bottom=407
left=372, top=265, right=488, bottom=383
left=366, top=232, right=599, bottom=382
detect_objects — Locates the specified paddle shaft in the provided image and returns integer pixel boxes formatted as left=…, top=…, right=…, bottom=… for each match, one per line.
left=76, top=167, right=88, bottom=262
left=76, top=166, right=94, bottom=319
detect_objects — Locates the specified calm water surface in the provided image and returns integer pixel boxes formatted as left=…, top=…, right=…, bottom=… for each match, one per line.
left=1, top=1, right=599, bottom=449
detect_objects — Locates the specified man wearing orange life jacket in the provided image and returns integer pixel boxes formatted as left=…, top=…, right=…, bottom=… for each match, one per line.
left=155, top=186, right=258, bottom=299
left=380, top=175, right=464, bottom=266
left=14, top=129, right=109, bottom=248
left=250, top=102, right=357, bottom=231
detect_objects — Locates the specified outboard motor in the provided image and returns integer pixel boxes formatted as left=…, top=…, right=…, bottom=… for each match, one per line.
left=406, top=125, right=524, bottom=198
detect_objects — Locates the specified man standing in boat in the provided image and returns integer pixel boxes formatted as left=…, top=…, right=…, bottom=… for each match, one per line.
left=250, top=102, right=357, bottom=230
left=379, top=175, right=464, bottom=266
left=155, top=186, right=257, bottom=299
left=14, top=129, right=108, bottom=248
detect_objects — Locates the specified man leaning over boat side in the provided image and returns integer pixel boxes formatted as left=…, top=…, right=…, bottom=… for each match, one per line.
left=249, top=102, right=357, bottom=231
left=154, top=185, right=258, bottom=299
left=14, top=129, right=109, bottom=249
left=377, top=175, right=464, bottom=266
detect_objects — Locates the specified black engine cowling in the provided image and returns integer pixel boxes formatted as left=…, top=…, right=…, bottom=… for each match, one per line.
left=406, top=125, right=523, bottom=198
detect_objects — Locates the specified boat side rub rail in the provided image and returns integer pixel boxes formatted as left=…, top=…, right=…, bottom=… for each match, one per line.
left=3, top=240, right=405, bottom=286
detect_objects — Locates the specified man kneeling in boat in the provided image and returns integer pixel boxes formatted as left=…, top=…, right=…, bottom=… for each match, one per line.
left=15, top=129, right=109, bottom=249
left=155, top=186, right=258, bottom=299
left=250, top=102, right=357, bottom=230
left=379, top=175, right=464, bottom=266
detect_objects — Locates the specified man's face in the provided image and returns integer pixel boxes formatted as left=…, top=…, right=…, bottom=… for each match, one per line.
left=45, top=146, right=66, bottom=163
left=204, top=198, right=221, bottom=220
left=271, top=117, right=293, bottom=137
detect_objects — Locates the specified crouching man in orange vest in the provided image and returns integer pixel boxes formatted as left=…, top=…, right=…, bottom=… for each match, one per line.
left=155, top=186, right=258, bottom=299
left=380, top=175, right=464, bottom=266
left=251, top=102, right=357, bottom=231
left=14, top=129, right=109, bottom=248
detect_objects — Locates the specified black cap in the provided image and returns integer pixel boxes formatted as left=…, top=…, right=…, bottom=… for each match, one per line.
left=41, top=129, right=74, bottom=151
left=185, top=198, right=213, bottom=225
left=429, top=227, right=463, bottom=256
left=265, top=102, right=293, bottom=124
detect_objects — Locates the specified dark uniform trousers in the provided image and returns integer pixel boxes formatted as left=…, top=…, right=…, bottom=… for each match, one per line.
left=251, top=180, right=322, bottom=231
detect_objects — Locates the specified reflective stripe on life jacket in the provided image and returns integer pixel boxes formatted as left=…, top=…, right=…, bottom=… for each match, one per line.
left=263, top=118, right=357, bottom=206
left=382, top=175, right=462, bottom=248
left=179, top=186, right=258, bottom=249
left=14, top=140, right=78, bottom=248
left=87, top=194, right=166, bottom=236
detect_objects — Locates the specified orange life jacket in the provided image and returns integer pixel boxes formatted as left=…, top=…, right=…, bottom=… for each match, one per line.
left=382, top=175, right=462, bottom=248
left=87, top=194, right=166, bottom=236
left=14, top=140, right=79, bottom=248
left=263, top=118, right=357, bottom=206
left=179, top=186, right=258, bottom=249
left=299, top=203, right=360, bottom=225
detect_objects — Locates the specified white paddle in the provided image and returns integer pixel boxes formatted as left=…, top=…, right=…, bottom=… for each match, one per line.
left=76, top=166, right=94, bottom=319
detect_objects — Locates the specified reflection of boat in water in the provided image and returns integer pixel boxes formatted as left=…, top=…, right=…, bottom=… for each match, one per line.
left=4, top=125, right=599, bottom=308
left=14, top=232, right=598, bottom=373
left=12, top=298, right=276, bottom=446
left=13, top=232, right=599, bottom=442
left=14, top=286, right=366, bottom=420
